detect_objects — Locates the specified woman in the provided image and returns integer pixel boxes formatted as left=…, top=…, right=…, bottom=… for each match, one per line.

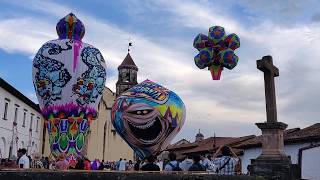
left=31, top=153, right=44, bottom=169
left=55, top=153, right=69, bottom=170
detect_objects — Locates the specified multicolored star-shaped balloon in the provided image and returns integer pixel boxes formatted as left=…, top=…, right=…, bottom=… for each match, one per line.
left=193, top=26, right=240, bottom=80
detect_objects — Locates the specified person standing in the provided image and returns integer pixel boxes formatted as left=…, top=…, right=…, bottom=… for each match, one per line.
left=164, top=152, right=181, bottom=171
left=134, top=159, right=141, bottom=171
left=18, top=148, right=29, bottom=169
left=55, top=153, right=69, bottom=170
left=116, top=158, right=122, bottom=170
left=118, top=158, right=127, bottom=171
left=140, top=155, right=160, bottom=171
left=30, top=153, right=44, bottom=169
left=213, top=146, right=239, bottom=175
left=75, top=157, right=85, bottom=170
left=188, top=154, right=205, bottom=171
left=201, top=155, right=215, bottom=172
left=180, top=155, right=193, bottom=171
left=83, top=157, right=91, bottom=170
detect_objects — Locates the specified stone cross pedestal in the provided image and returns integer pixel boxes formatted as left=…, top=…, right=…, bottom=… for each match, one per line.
left=248, top=56, right=296, bottom=180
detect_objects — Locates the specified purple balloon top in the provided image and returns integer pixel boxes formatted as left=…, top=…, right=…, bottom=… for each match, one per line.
left=56, top=13, right=85, bottom=41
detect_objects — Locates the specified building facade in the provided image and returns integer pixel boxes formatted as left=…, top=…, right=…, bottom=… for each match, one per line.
left=0, top=78, right=43, bottom=158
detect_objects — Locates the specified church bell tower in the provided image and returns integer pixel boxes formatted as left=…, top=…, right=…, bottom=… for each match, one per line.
left=116, top=52, right=138, bottom=97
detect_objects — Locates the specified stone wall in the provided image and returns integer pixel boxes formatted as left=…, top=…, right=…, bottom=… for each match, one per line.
left=0, top=171, right=264, bottom=180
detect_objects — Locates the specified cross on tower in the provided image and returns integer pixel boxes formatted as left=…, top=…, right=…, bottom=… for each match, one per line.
left=257, top=56, right=279, bottom=123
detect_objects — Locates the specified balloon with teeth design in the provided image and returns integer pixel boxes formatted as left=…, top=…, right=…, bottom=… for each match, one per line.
left=193, top=26, right=240, bottom=80
left=111, top=80, right=186, bottom=159
left=32, top=13, right=106, bottom=166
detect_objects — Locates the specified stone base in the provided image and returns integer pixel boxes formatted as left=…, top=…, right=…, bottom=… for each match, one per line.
left=248, top=121, right=299, bottom=179
left=248, top=157, right=297, bottom=180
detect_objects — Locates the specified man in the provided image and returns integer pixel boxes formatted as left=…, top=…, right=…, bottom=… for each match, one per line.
left=116, top=158, right=122, bottom=170
left=180, top=155, right=193, bottom=171
left=18, top=148, right=29, bottom=169
left=16, top=149, right=22, bottom=165
left=188, top=154, right=205, bottom=171
left=140, top=155, right=160, bottom=171
left=213, top=146, right=239, bottom=175
left=164, top=152, right=181, bottom=171
left=201, top=155, right=215, bottom=172
left=118, top=158, right=126, bottom=171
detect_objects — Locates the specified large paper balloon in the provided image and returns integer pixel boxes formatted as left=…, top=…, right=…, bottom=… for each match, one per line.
left=111, top=80, right=186, bottom=159
left=193, top=26, right=240, bottom=80
left=32, top=13, right=106, bottom=165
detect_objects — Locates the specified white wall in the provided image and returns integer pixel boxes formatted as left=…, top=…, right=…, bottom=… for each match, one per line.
left=240, top=142, right=316, bottom=174
left=301, top=146, right=320, bottom=180
left=0, top=86, right=43, bottom=158
left=240, top=147, right=261, bottom=174
left=284, top=143, right=310, bottom=164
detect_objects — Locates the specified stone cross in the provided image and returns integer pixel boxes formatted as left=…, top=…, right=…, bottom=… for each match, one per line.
left=257, top=56, right=279, bottom=123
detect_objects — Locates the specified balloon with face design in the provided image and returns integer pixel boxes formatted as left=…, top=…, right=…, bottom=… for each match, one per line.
left=111, top=80, right=186, bottom=159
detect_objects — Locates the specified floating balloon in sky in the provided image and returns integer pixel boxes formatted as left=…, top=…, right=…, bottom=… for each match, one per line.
left=32, top=13, right=106, bottom=166
left=193, top=26, right=240, bottom=80
left=111, top=80, right=186, bottom=159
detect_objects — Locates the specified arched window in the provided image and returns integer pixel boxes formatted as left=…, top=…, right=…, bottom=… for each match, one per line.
left=0, top=137, right=6, bottom=158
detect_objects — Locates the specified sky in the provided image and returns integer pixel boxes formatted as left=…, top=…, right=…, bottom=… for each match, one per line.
left=0, top=0, right=320, bottom=143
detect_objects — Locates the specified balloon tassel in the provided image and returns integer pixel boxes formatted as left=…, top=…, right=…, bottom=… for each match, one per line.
left=209, top=65, right=223, bottom=80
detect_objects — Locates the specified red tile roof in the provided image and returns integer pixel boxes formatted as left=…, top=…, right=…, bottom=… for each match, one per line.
left=235, top=124, right=320, bottom=149
left=166, top=135, right=255, bottom=159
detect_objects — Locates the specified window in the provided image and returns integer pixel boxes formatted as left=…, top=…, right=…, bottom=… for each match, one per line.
left=22, top=109, right=27, bottom=127
left=30, top=113, right=34, bottom=131
left=3, top=98, right=10, bottom=120
left=14, top=104, right=19, bottom=124
left=36, top=117, right=40, bottom=132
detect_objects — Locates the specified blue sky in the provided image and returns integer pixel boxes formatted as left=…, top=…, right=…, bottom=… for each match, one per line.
left=1, top=0, right=320, bottom=142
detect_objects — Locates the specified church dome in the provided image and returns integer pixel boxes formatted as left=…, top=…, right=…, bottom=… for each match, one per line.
left=195, top=129, right=204, bottom=142
left=56, top=13, right=85, bottom=40
left=196, top=132, right=204, bottom=138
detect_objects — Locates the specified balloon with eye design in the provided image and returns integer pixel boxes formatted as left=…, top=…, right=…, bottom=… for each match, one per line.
left=193, top=26, right=240, bottom=80
left=32, top=13, right=106, bottom=166
left=111, top=80, right=186, bottom=159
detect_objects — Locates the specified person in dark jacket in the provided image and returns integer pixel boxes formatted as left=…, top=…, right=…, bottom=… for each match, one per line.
left=75, top=157, right=85, bottom=170
left=188, top=154, right=205, bottom=171
left=134, top=159, right=141, bottom=171
left=140, top=155, right=160, bottom=171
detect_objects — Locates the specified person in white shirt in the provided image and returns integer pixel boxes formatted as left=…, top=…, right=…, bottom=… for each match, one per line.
left=18, top=148, right=30, bottom=169
left=118, top=158, right=127, bottom=171
left=180, top=155, right=193, bottom=171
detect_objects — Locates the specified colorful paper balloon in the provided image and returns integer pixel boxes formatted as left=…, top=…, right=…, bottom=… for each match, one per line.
left=193, top=26, right=240, bottom=80
left=111, top=80, right=186, bottom=159
left=32, top=13, right=106, bottom=165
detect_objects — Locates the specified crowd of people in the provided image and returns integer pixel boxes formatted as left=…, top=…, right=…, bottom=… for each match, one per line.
left=0, top=146, right=241, bottom=175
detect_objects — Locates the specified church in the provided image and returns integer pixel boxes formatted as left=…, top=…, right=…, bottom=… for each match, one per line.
left=43, top=52, right=139, bottom=162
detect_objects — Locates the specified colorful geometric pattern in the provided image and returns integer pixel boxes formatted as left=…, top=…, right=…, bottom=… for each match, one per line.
left=193, top=26, right=240, bottom=80
left=111, top=80, right=186, bottom=160
left=32, top=13, right=106, bottom=166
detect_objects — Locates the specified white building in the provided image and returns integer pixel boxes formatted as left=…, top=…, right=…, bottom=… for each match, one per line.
left=236, top=123, right=320, bottom=180
left=0, top=77, right=44, bottom=158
